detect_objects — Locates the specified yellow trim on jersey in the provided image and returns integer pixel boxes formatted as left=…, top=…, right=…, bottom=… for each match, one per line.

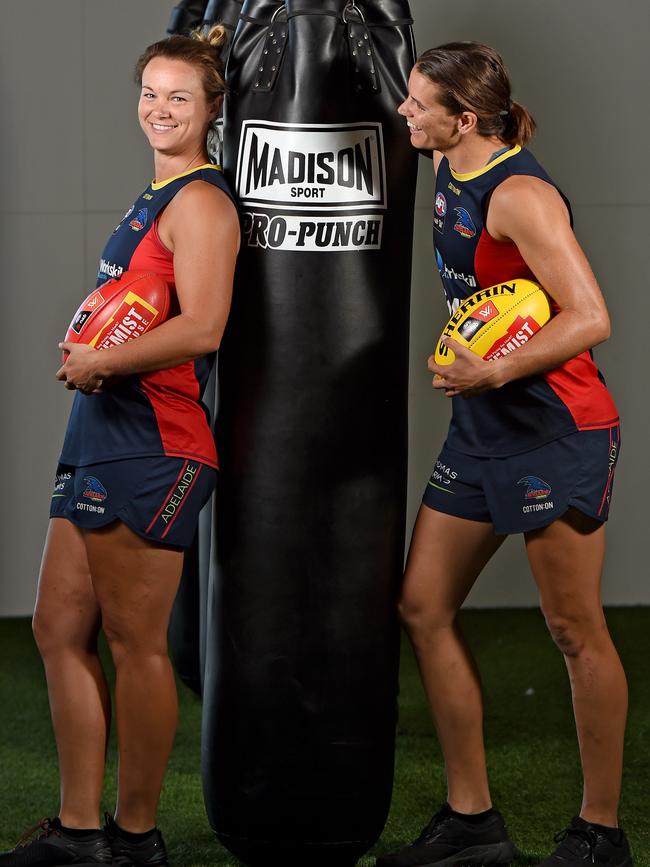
left=151, top=163, right=222, bottom=190
left=449, top=145, right=521, bottom=182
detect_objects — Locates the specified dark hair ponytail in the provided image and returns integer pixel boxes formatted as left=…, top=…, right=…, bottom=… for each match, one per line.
left=416, top=42, right=536, bottom=147
left=500, top=100, right=536, bottom=147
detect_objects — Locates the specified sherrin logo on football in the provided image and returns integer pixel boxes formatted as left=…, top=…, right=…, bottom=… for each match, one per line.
left=434, top=279, right=552, bottom=366
left=236, top=120, right=387, bottom=252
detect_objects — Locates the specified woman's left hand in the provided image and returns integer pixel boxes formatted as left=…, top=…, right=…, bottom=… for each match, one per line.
left=428, top=338, right=501, bottom=397
left=56, top=343, right=105, bottom=394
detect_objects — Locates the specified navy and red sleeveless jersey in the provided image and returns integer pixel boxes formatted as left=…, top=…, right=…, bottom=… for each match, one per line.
left=433, top=145, right=618, bottom=457
left=60, top=164, right=236, bottom=469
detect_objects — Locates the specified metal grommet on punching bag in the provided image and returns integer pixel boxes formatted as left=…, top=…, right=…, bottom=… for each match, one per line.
left=202, top=1, right=418, bottom=865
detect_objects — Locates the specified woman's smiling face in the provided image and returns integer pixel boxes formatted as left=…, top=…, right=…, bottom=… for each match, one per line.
left=138, top=57, right=218, bottom=158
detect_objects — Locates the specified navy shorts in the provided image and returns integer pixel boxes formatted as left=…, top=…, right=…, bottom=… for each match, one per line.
left=50, top=456, right=217, bottom=548
left=422, top=425, right=620, bottom=535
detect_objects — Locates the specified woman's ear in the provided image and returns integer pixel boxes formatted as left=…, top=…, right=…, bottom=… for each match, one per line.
left=210, top=94, right=224, bottom=121
left=457, top=110, right=478, bottom=136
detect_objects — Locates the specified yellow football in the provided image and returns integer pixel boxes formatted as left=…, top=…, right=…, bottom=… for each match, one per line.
left=434, top=278, right=551, bottom=366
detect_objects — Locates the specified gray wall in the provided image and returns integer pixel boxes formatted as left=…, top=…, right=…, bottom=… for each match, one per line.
left=1, top=1, right=648, bottom=616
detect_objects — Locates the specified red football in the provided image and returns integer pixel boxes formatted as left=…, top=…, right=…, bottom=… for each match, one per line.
left=63, top=271, right=170, bottom=359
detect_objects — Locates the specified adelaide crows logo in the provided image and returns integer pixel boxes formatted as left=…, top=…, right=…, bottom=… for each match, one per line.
left=129, top=207, right=148, bottom=232
left=517, top=475, right=552, bottom=500
left=82, top=476, right=108, bottom=503
left=453, top=207, right=477, bottom=238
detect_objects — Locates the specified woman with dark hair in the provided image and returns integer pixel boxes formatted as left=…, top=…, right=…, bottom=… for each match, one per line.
left=379, top=43, right=632, bottom=867
left=0, top=25, right=239, bottom=867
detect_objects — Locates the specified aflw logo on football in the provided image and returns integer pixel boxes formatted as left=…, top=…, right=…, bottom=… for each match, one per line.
left=476, top=302, right=499, bottom=321
left=236, top=121, right=386, bottom=211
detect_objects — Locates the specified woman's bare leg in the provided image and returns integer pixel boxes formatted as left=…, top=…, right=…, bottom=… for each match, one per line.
left=32, top=518, right=110, bottom=828
left=399, top=506, right=505, bottom=812
left=85, top=522, right=183, bottom=832
left=526, top=509, right=628, bottom=827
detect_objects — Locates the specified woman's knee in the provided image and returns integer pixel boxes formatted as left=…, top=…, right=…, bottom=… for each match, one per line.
left=32, top=596, right=99, bottom=658
left=101, top=608, right=168, bottom=664
left=541, top=611, right=585, bottom=657
left=541, top=605, right=606, bottom=658
left=398, top=592, right=455, bottom=640
left=34, top=519, right=99, bottom=657
left=32, top=604, right=57, bottom=655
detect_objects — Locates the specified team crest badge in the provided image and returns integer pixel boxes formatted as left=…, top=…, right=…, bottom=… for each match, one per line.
left=453, top=207, right=477, bottom=238
left=129, top=207, right=148, bottom=232
left=82, top=476, right=108, bottom=503
left=517, top=475, right=552, bottom=500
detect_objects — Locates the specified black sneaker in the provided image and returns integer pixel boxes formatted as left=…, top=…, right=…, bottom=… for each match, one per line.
left=104, top=815, right=169, bottom=867
left=538, top=815, right=634, bottom=866
left=0, top=817, right=112, bottom=866
left=376, top=803, right=518, bottom=867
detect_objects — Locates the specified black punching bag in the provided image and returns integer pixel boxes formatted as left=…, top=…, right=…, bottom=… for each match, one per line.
left=202, top=2, right=418, bottom=865
left=167, top=0, right=209, bottom=34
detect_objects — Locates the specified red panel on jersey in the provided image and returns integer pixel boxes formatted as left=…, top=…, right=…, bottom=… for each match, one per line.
left=474, top=229, right=535, bottom=289
left=129, top=219, right=176, bottom=285
left=130, top=219, right=218, bottom=468
left=474, top=227, right=619, bottom=432
left=545, top=358, right=619, bottom=431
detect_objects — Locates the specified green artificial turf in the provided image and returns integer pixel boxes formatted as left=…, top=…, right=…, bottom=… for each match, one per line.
left=0, top=610, right=648, bottom=865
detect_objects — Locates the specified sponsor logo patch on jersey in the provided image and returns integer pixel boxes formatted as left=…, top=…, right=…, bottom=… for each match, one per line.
left=82, top=476, right=108, bottom=503
left=129, top=207, right=148, bottom=232
left=98, top=259, right=124, bottom=282
left=453, top=207, right=477, bottom=238
left=435, top=248, right=477, bottom=295
left=435, top=192, right=447, bottom=217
